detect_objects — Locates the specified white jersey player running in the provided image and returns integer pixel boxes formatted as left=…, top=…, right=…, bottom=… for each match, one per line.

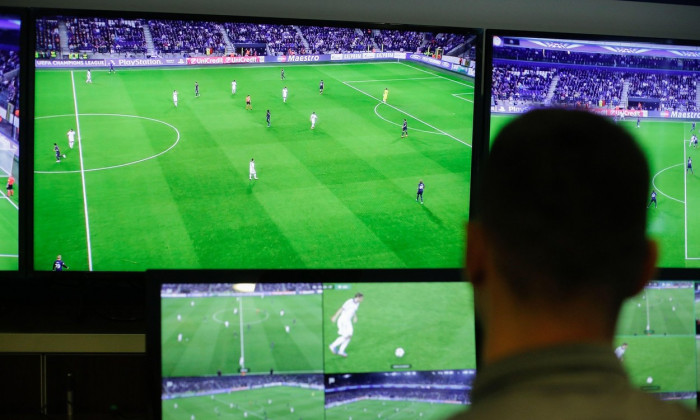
left=86, top=69, right=92, bottom=83
left=173, top=90, right=178, bottom=107
left=310, top=112, right=317, bottom=129
left=329, top=293, right=364, bottom=357
left=232, top=80, right=237, bottom=94
left=282, top=87, right=288, bottom=103
left=249, top=158, right=258, bottom=180
left=67, top=129, right=76, bottom=149
left=615, top=343, right=628, bottom=361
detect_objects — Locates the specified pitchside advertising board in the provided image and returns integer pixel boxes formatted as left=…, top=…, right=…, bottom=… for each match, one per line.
left=35, top=52, right=477, bottom=77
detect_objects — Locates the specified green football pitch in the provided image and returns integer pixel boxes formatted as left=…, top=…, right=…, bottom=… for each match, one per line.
left=323, top=282, right=476, bottom=374
left=490, top=115, right=700, bottom=269
left=326, top=399, right=466, bottom=419
left=162, top=293, right=323, bottom=377
left=163, top=385, right=324, bottom=420
left=0, top=176, right=18, bottom=270
left=34, top=61, right=474, bottom=271
left=614, top=286, right=697, bottom=393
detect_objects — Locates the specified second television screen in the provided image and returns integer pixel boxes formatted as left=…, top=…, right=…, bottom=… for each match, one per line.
left=33, top=12, right=478, bottom=271
left=488, top=33, right=700, bottom=269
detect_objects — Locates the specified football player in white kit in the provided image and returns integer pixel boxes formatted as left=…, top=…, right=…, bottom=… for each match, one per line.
left=86, top=69, right=92, bottom=83
left=282, top=86, right=288, bottom=103
left=329, top=292, right=364, bottom=357
left=310, top=112, right=317, bottom=129
left=67, top=128, right=75, bottom=149
left=232, top=80, right=237, bottom=94
left=614, top=343, right=628, bottom=361
left=173, top=90, right=178, bottom=107
left=249, top=158, right=258, bottom=180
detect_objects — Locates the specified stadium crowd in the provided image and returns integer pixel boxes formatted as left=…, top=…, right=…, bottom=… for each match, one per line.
left=149, top=20, right=226, bottom=55
left=163, top=374, right=323, bottom=397
left=299, top=26, right=372, bottom=54
left=224, top=23, right=301, bottom=55
left=491, top=65, right=554, bottom=103
left=161, top=282, right=321, bottom=296
left=0, top=49, right=19, bottom=111
left=492, top=61, right=699, bottom=111
left=65, top=18, right=147, bottom=54
left=374, top=29, right=423, bottom=52
left=35, top=18, right=60, bottom=57
left=325, top=388, right=469, bottom=406
left=35, top=17, right=474, bottom=58
left=495, top=46, right=700, bottom=72
left=325, top=370, right=474, bottom=406
left=552, top=69, right=624, bottom=107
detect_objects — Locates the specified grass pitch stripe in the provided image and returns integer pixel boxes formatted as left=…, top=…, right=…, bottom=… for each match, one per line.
left=341, top=81, right=471, bottom=147
left=70, top=71, right=94, bottom=271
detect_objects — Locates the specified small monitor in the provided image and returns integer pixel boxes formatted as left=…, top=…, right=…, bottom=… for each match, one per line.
left=615, top=280, right=697, bottom=408
left=155, top=279, right=476, bottom=419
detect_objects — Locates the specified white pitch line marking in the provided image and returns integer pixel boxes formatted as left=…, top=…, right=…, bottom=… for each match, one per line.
left=373, top=103, right=441, bottom=135
left=70, top=71, right=94, bottom=271
left=651, top=163, right=684, bottom=204
left=342, top=81, right=471, bottom=147
left=34, top=113, right=180, bottom=174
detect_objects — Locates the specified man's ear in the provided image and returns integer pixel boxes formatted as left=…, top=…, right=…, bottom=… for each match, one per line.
left=466, top=222, right=486, bottom=288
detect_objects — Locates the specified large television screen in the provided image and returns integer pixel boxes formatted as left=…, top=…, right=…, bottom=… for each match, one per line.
left=0, top=12, right=20, bottom=271
left=157, top=280, right=476, bottom=419
left=485, top=31, right=700, bottom=269
left=32, top=11, right=479, bottom=271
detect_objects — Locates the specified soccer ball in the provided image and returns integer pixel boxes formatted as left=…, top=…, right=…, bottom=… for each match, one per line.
left=394, top=347, right=405, bottom=358
left=646, top=377, right=653, bottom=384
left=62, top=154, right=66, bottom=158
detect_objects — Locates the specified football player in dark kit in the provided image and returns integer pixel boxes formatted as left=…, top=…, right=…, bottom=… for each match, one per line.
left=648, top=190, right=657, bottom=208
left=195, top=81, right=200, bottom=97
left=319, top=79, right=324, bottom=94
left=54, top=143, right=62, bottom=163
left=266, top=110, right=271, bottom=127
left=401, top=119, right=408, bottom=138
left=416, top=180, right=424, bottom=204
left=52, top=255, right=69, bottom=271
left=281, top=68, right=285, bottom=80
left=688, top=157, right=693, bottom=175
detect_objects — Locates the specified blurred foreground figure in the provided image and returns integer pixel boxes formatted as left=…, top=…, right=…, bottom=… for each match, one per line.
left=449, top=109, right=698, bottom=420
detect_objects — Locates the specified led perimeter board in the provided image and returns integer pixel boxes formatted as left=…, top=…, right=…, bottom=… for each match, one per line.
left=485, top=31, right=700, bottom=269
left=32, top=10, right=480, bottom=271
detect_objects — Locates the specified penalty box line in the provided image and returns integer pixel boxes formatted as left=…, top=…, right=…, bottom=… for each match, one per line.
left=341, top=81, right=471, bottom=147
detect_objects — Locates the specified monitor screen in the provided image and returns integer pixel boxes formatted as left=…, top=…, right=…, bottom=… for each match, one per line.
left=615, top=280, right=697, bottom=408
left=486, top=32, right=700, bottom=269
left=157, top=280, right=476, bottom=419
left=0, top=12, right=20, bottom=271
left=33, top=12, right=479, bottom=271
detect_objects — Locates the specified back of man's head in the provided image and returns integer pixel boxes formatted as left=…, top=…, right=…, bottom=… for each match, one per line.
left=477, top=109, right=651, bottom=307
